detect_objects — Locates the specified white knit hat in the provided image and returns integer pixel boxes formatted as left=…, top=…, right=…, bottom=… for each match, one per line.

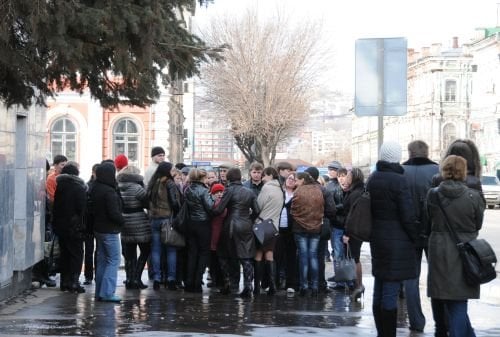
left=379, top=141, right=402, bottom=163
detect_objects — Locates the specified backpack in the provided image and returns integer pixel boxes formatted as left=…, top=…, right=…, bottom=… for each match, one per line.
left=344, top=190, right=372, bottom=242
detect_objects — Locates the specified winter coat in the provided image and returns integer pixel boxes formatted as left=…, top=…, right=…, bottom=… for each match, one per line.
left=148, top=177, right=182, bottom=219
left=210, top=198, right=227, bottom=251
left=342, top=181, right=365, bottom=235
left=291, top=184, right=324, bottom=234
left=90, top=163, right=125, bottom=234
left=52, top=173, right=87, bottom=239
left=117, top=171, right=151, bottom=243
left=214, top=181, right=260, bottom=259
left=402, top=157, right=440, bottom=248
left=184, top=181, right=215, bottom=222
left=256, top=179, right=284, bottom=230
left=367, top=161, right=418, bottom=281
left=243, top=179, right=263, bottom=197
left=426, top=181, right=485, bottom=300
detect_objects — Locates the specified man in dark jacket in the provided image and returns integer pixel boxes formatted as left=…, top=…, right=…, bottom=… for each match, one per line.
left=90, top=163, right=125, bottom=303
left=402, top=140, right=439, bottom=333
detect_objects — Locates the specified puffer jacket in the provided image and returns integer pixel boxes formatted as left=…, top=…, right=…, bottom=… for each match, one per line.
left=117, top=171, right=151, bottom=243
left=367, top=161, right=418, bottom=281
left=426, top=181, right=485, bottom=300
left=291, top=184, right=324, bottom=234
left=184, top=181, right=214, bottom=222
left=214, top=181, right=260, bottom=259
left=52, top=173, right=87, bottom=238
left=90, top=163, right=125, bottom=234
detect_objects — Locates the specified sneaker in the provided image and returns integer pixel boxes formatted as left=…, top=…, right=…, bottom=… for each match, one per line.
left=286, top=287, right=295, bottom=294
left=101, top=295, right=121, bottom=303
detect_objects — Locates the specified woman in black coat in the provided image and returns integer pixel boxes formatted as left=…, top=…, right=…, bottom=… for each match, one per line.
left=367, top=141, right=418, bottom=337
left=52, top=162, right=87, bottom=293
left=214, top=168, right=260, bottom=298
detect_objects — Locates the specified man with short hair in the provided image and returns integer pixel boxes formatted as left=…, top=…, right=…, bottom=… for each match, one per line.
left=46, top=155, right=68, bottom=203
left=402, top=140, right=439, bottom=333
left=218, top=163, right=231, bottom=186
left=243, top=162, right=264, bottom=196
left=144, top=146, right=165, bottom=186
left=276, top=161, right=293, bottom=186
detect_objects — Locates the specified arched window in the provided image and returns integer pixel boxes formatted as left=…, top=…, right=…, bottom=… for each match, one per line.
left=442, top=123, right=457, bottom=151
left=113, top=118, right=140, bottom=166
left=445, top=80, right=456, bottom=102
left=50, top=118, right=77, bottom=161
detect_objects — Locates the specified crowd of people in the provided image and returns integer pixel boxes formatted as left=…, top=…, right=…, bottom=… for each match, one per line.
left=34, top=138, right=486, bottom=337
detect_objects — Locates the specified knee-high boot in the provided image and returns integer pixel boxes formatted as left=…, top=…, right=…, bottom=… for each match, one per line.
left=219, top=257, right=231, bottom=295
left=381, top=309, right=397, bottom=337
left=373, top=305, right=383, bottom=337
left=253, top=260, right=263, bottom=295
left=125, top=260, right=138, bottom=289
left=136, top=254, right=149, bottom=289
left=239, top=259, right=253, bottom=298
left=265, top=260, right=276, bottom=296
left=70, top=273, right=85, bottom=293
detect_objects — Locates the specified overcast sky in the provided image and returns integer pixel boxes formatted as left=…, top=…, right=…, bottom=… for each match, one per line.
left=195, top=0, right=499, bottom=93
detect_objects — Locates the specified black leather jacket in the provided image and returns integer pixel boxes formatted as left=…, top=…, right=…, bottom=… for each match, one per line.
left=184, top=181, right=215, bottom=222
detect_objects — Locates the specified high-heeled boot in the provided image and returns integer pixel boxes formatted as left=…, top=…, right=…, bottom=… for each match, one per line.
left=125, top=260, right=139, bottom=289
left=265, top=260, right=276, bottom=296
left=351, top=285, right=365, bottom=301
left=136, top=255, right=149, bottom=289
left=253, top=260, right=263, bottom=295
left=70, top=273, right=85, bottom=294
left=239, top=259, right=253, bottom=298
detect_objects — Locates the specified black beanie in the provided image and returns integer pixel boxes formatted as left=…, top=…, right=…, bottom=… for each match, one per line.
left=151, top=146, right=165, bottom=158
left=305, top=166, right=319, bottom=181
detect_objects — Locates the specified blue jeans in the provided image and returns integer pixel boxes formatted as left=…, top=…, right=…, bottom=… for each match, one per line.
left=151, top=218, right=177, bottom=282
left=373, top=277, right=400, bottom=311
left=331, top=228, right=345, bottom=261
left=432, top=299, right=476, bottom=337
left=404, top=247, right=426, bottom=330
left=94, top=232, right=121, bottom=299
left=294, top=232, right=320, bottom=290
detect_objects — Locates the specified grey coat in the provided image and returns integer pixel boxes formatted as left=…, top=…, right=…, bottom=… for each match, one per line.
left=426, top=180, right=485, bottom=300
left=256, top=179, right=284, bottom=230
left=117, top=172, right=151, bottom=243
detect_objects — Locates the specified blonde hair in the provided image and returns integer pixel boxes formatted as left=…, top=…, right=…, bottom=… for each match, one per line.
left=440, top=155, right=467, bottom=181
left=188, top=168, right=207, bottom=182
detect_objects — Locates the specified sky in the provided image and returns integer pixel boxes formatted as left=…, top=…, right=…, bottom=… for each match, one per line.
left=194, top=0, right=499, bottom=93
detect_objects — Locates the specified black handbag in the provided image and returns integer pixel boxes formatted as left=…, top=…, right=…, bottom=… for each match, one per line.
left=172, top=202, right=189, bottom=235
left=161, top=219, right=186, bottom=247
left=253, top=218, right=278, bottom=245
left=436, top=193, right=497, bottom=286
left=334, top=243, right=356, bottom=282
left=344, top=190, right=372, bottom=242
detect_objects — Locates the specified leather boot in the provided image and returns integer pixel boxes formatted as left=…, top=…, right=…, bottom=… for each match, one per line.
left=265, top=260, right=276, bottom=296
left=373, top=305, right=383, bottom=337
left=136, top=254, right=149, bottom=289
left=253, top=260, right=263, bottom=295
left=126, top=260, right=139, bottom=289
left=70, top=273, right=85, bottom=294
left=60, top=273, right=70, bottom=291
left=239, top=259, right=253, bottom=298
left=381, top=308, right=397, bottom=337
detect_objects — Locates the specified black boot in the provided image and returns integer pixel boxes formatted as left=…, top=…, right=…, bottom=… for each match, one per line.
left=253, top=260, right=263, bottom=295
left=373, top=305, right=383, bottom=337
left=265, top=260, right=276, bottom=296
left=381, top=309, right=397, bottom=337
left=60, top=273, right=70, bottom=291
left=239, top=259, right=253, bottom=298
left=125, top=260, right=139, bottom=289
left=70, top=273, right=85, bottom=294
left=136, top=255, right=149, bottom=289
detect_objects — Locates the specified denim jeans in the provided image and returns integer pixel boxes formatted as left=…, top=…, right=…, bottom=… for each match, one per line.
left=94, top=232, right=121, bottom=299
left=294, top=232, right=320, bottom=290
left=151, top=218, right=177, bottom=282
left=331, top=228, right=345, bottom=262
left=432, top=299, right=476, bottom=337
left=373, top=277, right=400, bottom=311
left=404, top=247, right=426, bottom=330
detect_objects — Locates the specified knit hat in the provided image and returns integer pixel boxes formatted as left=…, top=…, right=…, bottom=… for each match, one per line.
left=304, top=166, right=320, bottom=180
left=379, top=141, right=402, bottom=163
left=151, top=146, right=165, bottom=158
left=210, top=183, right=225, bottom=194
left=181, top=167, right=190, bottom=175
left=114, top=154, right=128, bottom=170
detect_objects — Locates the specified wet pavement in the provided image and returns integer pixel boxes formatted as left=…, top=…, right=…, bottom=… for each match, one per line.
left=1, top=247, right=500, bottom=337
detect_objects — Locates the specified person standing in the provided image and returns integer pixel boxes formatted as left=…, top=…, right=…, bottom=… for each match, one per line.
left=368, top=141, right=418, bottom=337
left=90, top=163, right=125, bottom=303
left=426, top=155, right=485, bottom=337
left=117, top=164, right=151, bottom=290
left=46, top=155, right=68, bottom=204
left=52, top=162, right=87, bottom=294
left=253, top=167, right=284, bottom=296
left=144, top=146, right=166, bottom=186
left=214, top=168, right=260, bottom=298
left=402, top=140, right=439, bottom=332
left=243, top=162, right=264, bottom=196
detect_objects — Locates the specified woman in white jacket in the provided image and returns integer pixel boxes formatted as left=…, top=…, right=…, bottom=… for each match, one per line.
left=254, top=167, right=284, bottom=295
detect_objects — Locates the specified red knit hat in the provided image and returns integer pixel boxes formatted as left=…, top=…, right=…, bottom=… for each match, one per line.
left=210, top=183, right=225, bottom=194
left=114, top=154, right=128, bottom=170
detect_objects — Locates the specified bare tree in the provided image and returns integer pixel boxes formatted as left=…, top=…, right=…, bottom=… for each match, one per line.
left=200, top=8, right=327, bottom=166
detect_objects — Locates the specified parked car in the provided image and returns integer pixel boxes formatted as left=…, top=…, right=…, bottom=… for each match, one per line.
left=481, top=175, right=500, bottom=209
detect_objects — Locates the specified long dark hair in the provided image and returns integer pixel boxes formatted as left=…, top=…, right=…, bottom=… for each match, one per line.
left=444, top=139, right=481, bottom=178
left=147, top=161, right=173, bottom=201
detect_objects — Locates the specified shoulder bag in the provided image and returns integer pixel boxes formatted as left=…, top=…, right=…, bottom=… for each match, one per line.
left=161, top=218, right=186, bottom=248
left=334, top=243, right=356, bottom=282
left=253, top=217, right=278, bottom=246
left=436, top=192, right=496, bottom=286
